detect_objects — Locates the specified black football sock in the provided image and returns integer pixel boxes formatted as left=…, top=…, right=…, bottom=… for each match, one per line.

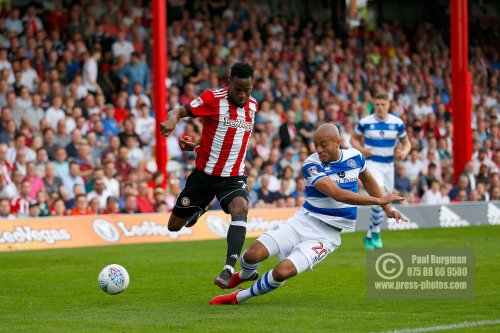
left=225, top=216, right=247, bottom=268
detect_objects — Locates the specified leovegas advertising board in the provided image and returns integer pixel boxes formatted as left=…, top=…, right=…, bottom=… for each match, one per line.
left=0, top=209, right=297, bottom=252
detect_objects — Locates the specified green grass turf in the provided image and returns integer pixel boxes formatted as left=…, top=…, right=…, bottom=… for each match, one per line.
left=0, top=226, right=499, bottom=333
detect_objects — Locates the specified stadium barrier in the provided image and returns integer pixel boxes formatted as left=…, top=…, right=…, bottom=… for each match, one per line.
left=1, top=201, right=499, bottom=252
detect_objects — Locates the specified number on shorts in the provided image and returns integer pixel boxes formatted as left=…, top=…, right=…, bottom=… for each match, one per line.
left=311, top=242, right=327, bottom=261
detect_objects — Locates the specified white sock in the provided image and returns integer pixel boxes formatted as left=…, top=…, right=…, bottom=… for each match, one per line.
left=239, top=251, right=260, bottom=279
left=236, top=270, right=284, bottom=303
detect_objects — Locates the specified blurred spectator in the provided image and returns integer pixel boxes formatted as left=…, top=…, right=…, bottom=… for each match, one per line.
left=394, top=163, right=412, bottom=197
left=70, top=193, right=94, bottom=215
left=119, top=52, right=150, bottom=93
left=421, top=180, right=445, bottom=205
left=136, top=180, right=154, bottom=213
left=279, top=111, right=298, bottom=150
left=102, top=196, right=120, bottom=214
left=62, top=161, right=85, bottom=198
left=11, top=179, right=33, bottom=217
left=404, top=149, right=426, bottom=187
left=51, top=198, right=66, bottom=216
left=25, top=161, right=44, bottom=199
left=44, top=95, right=65, bottom=130
left=417, top=163, right=439, bottom=197
left=87, top=177, right=112, bottom=211
left=449, top=175, right=471, bottom=201
left=8, top=133, right=35, bottom=164
left=103, top=161, right=120, bottom=197
left=28, top=202, right=41, bottom=218
left=0, top=197, right=15, bottom=219
left=256, top=175, right=280, bottom=207
left=83, top=49, right=102, bottom=94
left=121, top=193, right=139, bottom=214
left=36, top=190, right=51, bottom=217
left=112, top=32, right=135, bottom=63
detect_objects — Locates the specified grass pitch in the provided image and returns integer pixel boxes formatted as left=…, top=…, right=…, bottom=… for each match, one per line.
left=1, top=226, right=499, bottom=333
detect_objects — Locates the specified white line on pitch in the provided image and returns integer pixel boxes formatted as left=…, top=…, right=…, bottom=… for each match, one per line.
left=374, top=319, right=500, bottom=333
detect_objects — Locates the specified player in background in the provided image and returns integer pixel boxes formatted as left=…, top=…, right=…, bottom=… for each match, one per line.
left=209, top=124, right=407, bottom=305
left=160, top=63, right=259, bottom=288
left=350, top=93, right=411, bottom=250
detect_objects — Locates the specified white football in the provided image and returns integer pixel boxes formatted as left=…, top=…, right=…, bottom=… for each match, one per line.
left=98, top=264, right=130, bottom=295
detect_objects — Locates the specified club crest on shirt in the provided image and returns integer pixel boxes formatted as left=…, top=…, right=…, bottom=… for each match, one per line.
left=181, top=197, right=190, bottom=206
left=190, top=97, right=203, bottom=108
left=347, top=159, right=357, bottom=168
left=307, top=166, right=318, bottom=177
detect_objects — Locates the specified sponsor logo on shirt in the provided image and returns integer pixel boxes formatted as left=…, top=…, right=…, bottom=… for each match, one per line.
left=223, top=117, right=253, bottom=131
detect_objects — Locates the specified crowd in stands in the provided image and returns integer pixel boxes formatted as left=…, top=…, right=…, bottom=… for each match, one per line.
left=0, top=0, right=499, bottom=219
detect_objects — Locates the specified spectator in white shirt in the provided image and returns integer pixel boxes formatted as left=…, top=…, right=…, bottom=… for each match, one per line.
left=103, top=161, right=120, bottom=197
left=404, top=149, right=426, bottom=186
left=112, top=32, right=135, bottom=62
left=412, top=96, right=433, bottom=122
left=45, top=95, right=66, bottom=129
left=87, top=177, right=112, bottom=211
left=421, top=180, right=444, bottom=204
left=125, top=135, right=145, bottom=169
left=24, top=94, right=45, bottom=133
left=16, top=86, right=32, bottom=111
left=83, top=49, right=102, bottom=94
left=20, top=58, right=39, bottom=92
left=129, top=83, right=151, bottom=112
left=7, top=133, right=35, bottom=164
left=135, top=104, right=155, bottom=146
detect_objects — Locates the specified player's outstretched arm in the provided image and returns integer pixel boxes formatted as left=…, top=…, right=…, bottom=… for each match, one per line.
left=350, top=132, right=372, bottom=157
left=314, top=176, right=403, bottom=207
left=160, top=105, right=190, bottom=137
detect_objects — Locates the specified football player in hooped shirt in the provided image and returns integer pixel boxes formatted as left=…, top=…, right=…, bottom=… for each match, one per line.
left=209, top=124, right=407, bottom=305
left=160, top=63, right=259, bottom=288
left=350, top=93, right=411, bottom=250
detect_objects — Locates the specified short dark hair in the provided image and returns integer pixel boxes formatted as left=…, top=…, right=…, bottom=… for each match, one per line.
left=230, top=62, right=254, bottom=79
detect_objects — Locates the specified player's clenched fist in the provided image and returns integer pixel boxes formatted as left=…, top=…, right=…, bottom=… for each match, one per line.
left=179, top=135, right=196, bottom=151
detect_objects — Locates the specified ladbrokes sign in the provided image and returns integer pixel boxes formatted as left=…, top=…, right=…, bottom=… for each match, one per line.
left=1, top=202, right=498, bottom=252
left=0, top=210, right=295, bottom=252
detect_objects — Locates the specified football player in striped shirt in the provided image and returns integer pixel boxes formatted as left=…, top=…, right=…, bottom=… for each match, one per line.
left=350, top=93, right=411, bottom=250
left=160, top=63, right=259, bottom=288
left=210, top=124, right=406, bottom=305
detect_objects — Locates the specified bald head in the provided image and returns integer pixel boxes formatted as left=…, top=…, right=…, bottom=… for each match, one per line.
left=314, top=124, right=341, bottom=164
left=314, top=124, right=340, bottom=141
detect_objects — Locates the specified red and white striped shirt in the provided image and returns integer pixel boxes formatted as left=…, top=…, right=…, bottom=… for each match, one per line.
left=185, top=88, right=258, bottom=177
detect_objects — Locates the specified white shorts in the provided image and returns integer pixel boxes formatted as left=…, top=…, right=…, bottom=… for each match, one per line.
left=366, top=160, right=394, bottom=193
left=257, top=211, right=341, bottom=274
